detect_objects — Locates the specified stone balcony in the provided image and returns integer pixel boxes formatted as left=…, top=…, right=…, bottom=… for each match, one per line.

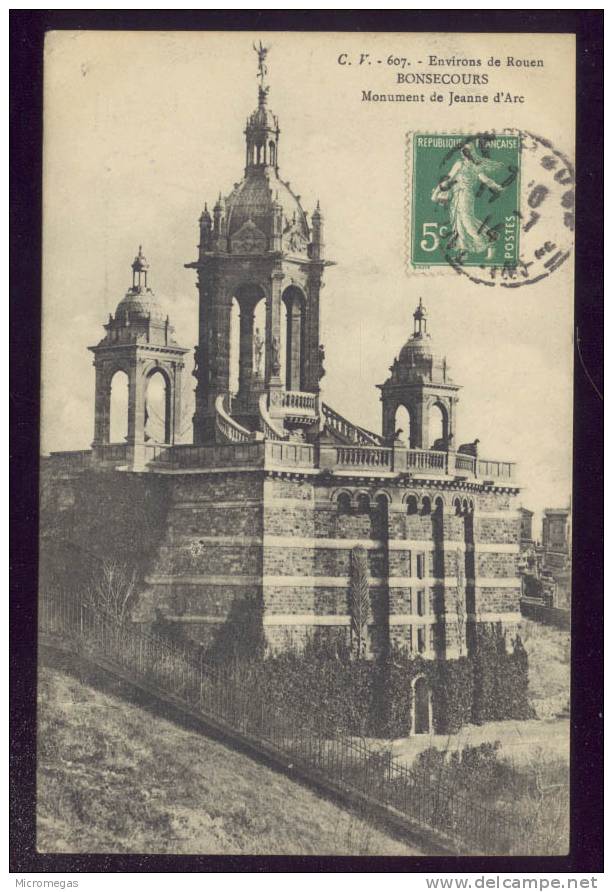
left=142, top=440, right=516, bottom=484
left=47, top=439, right=516, bottom=485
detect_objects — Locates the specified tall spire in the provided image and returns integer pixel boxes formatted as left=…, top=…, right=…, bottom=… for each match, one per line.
left=245, top=42, right=279, bottom=174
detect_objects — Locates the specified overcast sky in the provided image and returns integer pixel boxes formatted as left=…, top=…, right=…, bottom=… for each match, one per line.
left=41, top=31, right=574, bottom=523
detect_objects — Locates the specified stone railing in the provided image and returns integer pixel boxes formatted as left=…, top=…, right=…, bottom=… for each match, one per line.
left=321, top=444, right=393, bottom=470
left=282, top=390, right=318, bottom=413
left=259, top=393, right=289, bottom=441
left=92, top=443, right=130, bottom=463
left=152, top=441, right=266, bottom=470
left=403, top=448, right=448, bottom=474
left=476, top=458, right=515, bottom=482
left=265, top=440, right=315, bottom=468
left=46, top=449, right=93, bottom=473
left=453, top=453, right=477, bottom=475
left=321, top=403, right=384, bottom=445
left=214, top=394, right=263, bottom=444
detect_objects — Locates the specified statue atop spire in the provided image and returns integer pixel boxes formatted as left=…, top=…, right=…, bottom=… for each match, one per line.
left=253, top=40, right=270, bottom=105
left=253, top=40, right=269, bottom=84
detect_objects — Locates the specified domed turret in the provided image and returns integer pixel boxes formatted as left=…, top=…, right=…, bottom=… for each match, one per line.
left=99, top=248, right=177, bottom=347
left=394, top=300, right=449, bottom=383
left=378, top=299, right=460, bottom=449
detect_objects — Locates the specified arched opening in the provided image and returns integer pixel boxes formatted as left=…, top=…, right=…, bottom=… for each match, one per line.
left=145, top=369, right=171, bottom=444
left=373, top=493, right=390, bottom=540
left=406, top=495, right=419, bottom=516
left=229, top=297, right=240, bottom=395
left=233, top=285, right=266, bottom=396
left=282, top=286, right=305, bottom=391
left=394, top=405, right=412, bottom=448
left=109, top=370, right=129, bottom=443
left=337, top=492, right=351, bottom=515
left=429, top=402, right=449, bottom=448
left=269, top=141, right=276, bottom=167
left=421, top=496, right=432, bottom=516
left=412, top=676, right=431, bottom=734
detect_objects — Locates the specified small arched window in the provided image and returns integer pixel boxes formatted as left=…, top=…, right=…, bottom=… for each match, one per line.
left=406, top=495, right=418, bottom=516
left=337, top=493, right=351, bottom=515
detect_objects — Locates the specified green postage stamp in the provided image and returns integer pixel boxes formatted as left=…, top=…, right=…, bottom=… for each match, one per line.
left=409, top=133, right=521, bottom=269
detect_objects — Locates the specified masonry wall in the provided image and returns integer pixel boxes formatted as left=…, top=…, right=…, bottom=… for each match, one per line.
left=40, top=456, right=522, bottom=658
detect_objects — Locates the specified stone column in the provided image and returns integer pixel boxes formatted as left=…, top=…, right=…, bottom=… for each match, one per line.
left=93, top=363, right=111, bottom=445
left=414, top=399, right=427, bottom=449
left=266, top=271, right=284, bottom=390
left=238, top=304, right=255, bottom=395
left=127, top=360, right=146, bottom=445
left=303, top=267, right=322, bottom=392
left=171, top=361, right=183, bottom=445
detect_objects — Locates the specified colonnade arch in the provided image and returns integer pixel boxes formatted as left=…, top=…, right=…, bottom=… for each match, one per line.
left=109, top=370, right=129, bottom=443
left=144, top=368, right=171, bottom=444
left=282, top=285, right=306, bottom=391
left=429, top=400, right=449, bottom=447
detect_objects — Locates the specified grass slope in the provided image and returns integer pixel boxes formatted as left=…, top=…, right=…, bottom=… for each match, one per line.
left=521, top=619, right=570, bottom=720
left=37, top=664, right=419, bottom=856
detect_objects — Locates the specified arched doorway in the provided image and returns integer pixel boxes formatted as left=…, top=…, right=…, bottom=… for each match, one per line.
left=412, top=676, right=432, bottom=735
left=145, top=369, right=171, bottom=443
left=109, top=370, right=129, bottom=443
left=394, top=404, right=412, bottom=448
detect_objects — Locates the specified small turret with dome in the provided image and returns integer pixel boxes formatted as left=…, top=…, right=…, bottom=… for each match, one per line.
left=378, top=299, right=460, bottom=449
left=89, top=246, right=188, bottom=467
left=100, top=247, right=177, bottom=348
left=392, top=299, right=453, bottom=385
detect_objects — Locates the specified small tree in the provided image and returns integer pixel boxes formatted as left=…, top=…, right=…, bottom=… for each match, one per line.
left=84, top=558, right=137, bottom=624
left=455, top=546, right=466, bottom=657
left=349, top=545, right=370, bottom=659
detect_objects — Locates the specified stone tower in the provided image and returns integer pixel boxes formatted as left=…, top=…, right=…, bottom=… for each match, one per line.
left=89, top=247, right=189, bottom=469
left=378, top=299, right=460, bottom=450
left=187, top=44, right=332, bottom=444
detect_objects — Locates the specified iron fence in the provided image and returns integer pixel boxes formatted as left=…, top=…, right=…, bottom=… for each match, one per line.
left=38, top=590, right=526, bottom=855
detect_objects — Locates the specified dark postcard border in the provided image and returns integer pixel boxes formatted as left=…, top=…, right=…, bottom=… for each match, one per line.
left=10, top=8, right=603, bottom=875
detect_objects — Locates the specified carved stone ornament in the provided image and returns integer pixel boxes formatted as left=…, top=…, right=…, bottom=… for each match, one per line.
left=231, top=220, right=267, bottom=254
left=285, top=226, right=308, bottom=255
left=271, top=335, right=281, bottom=375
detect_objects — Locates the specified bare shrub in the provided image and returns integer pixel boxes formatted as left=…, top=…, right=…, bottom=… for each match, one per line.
left=84, top=559, right=138, bottom=623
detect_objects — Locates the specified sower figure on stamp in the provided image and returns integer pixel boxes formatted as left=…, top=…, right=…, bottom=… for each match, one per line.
left=432, top=141, right=507, bottom=261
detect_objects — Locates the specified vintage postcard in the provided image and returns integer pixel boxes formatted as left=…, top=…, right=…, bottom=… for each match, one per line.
left=35, top=28, right=578, bottom=860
